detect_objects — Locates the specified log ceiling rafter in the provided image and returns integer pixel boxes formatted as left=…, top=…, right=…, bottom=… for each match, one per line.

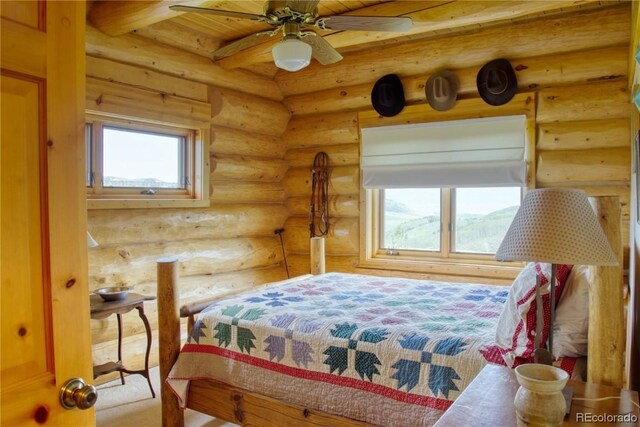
left=132, top=19, right=225, bottom=57
left=218, top=0, right=616, bottom=69
left=88, top=0, right=214, bottom=36
left=84, top=24, right=284, bottom=100
left=87, top=0, right=621, bottom=72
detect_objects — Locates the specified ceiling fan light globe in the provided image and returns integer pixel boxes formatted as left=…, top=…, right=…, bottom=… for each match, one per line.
left=272, top=39, right=312, bottom=72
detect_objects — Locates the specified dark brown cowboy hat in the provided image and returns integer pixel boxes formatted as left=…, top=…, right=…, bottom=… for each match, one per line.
left=371, top=74, right=405, bottom=117
left=426, top=70, right=459, bottom=111
left=476, top=58, right=518, bottom=106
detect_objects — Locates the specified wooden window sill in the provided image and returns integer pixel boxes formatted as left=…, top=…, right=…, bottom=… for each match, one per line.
left=87, top=198, right=210, bottom=210
left=357, top=256, right=523, bottom=284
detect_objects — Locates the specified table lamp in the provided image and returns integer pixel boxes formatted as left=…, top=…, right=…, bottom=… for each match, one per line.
left=495, top=188, right=618, bottom=363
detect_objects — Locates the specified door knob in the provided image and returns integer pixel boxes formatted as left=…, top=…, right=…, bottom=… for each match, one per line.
left=59, top=378, right=98, bottom=410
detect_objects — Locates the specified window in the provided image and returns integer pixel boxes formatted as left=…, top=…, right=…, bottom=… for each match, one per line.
left=379, top=187, right=521, bottom=258
left=86, top=117, right=208, bottom=208
left=453, top=187, right=521, bottom=254
left=382, top=188, right=441, bottom=252
left=361, top=115, right=529, bottom=271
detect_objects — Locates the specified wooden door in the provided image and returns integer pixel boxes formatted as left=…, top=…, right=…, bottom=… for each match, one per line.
left=1, top=1, right=94, bottom=425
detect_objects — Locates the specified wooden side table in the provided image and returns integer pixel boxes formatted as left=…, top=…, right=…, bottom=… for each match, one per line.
left=90, top=293, right=156, bottom=398
left=434, top=364, right=639, bottom=426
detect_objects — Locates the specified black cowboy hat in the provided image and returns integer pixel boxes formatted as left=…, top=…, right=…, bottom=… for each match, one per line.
left=426, top=70, right=459, bottom=111
left=476, top=58, right=518, bottom=106
left=371, top=74, right=405, bottom=117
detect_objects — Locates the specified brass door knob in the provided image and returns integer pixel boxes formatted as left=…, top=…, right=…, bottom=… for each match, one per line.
left=59, top=378, right=98, bottom=410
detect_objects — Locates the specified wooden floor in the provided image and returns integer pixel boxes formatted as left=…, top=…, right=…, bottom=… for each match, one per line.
left=96, top=367, right=238, bottom=427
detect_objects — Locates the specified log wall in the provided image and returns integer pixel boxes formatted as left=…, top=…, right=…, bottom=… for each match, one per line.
left=86, top=50, right=290, bottom=382
left=87, top=3, right=633, bottom=381
left=278, top=4, right=632, bottom=283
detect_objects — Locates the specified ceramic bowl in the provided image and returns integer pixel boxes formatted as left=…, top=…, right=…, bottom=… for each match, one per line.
left=515, top=363, right=569, bottom=393
left=95, top=286, right=131, bottom=302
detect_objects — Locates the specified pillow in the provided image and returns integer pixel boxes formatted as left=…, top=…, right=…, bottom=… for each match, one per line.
left=495, top=262, right=573, bottom=367
left=552, top=265, right=590, bottom=358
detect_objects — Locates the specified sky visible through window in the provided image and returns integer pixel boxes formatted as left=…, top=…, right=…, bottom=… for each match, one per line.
left=456, top=187, right=521, bottom=214
left=102, top=128, right=181, bottom=187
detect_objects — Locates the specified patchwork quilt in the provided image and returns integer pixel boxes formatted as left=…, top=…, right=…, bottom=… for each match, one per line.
left=167, top=273, right=578, bottom=426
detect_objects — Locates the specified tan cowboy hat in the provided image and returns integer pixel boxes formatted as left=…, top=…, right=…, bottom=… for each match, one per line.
left=426, top=70, right=459, bottom=111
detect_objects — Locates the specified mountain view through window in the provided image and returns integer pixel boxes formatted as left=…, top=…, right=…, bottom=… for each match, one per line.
left=382, top=187, right=521, bottom=254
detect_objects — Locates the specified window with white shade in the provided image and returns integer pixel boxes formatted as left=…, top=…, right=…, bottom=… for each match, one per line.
left=362, top=116, right=527, bottom=264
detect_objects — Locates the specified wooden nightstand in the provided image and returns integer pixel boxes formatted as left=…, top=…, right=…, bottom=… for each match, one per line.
left=434, top=364, right=639, bottom=427
left=90, top=293, right=156, bottom=398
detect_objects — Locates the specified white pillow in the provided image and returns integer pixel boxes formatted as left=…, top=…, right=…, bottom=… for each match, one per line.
left=495, top=262, right=573, bottom=367
left=552, top=265, right=590, bottom=358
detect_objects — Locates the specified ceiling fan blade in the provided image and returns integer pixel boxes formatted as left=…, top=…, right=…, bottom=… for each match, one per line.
left=169, top=5, right=268, bottom=22
left=286, top=0, right=320, bottom=14
left=213, top=31, right=277, bottom=59
left=315, top=15, right=412, bottom=32
left=300, top=32, right=343, bottom=65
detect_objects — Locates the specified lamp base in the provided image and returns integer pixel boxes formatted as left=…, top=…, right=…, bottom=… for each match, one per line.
left=514, top=364, right=569, bottom=427
left=534, top=348, right=553, bottom=366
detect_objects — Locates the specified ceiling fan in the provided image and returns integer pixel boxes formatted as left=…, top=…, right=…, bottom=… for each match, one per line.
left=169, top=0, right=413, bottom=72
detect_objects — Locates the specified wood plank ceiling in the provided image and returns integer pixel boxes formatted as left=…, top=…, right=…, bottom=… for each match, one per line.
left=87, top=0, right=623, bottom=78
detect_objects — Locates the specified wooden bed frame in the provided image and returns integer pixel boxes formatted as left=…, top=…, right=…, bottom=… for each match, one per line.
left=156, top=196, right=625, bottom=427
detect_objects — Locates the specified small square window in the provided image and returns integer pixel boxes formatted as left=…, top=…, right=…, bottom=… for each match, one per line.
left=102, top=126, right=186, bottom=190
left=86, top=116, right=208, bottom=209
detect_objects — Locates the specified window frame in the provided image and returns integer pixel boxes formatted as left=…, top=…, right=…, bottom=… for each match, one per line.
left=85, top=115, right=209, bottom=209
left=358, top=99, right=536, bottom=278
left=376, top=187, right=524, bottom=261
left=362, top=187, right=525, bottom=277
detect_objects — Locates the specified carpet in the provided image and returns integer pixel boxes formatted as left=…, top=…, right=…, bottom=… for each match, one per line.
left=95, top=366, right=238, bottom=427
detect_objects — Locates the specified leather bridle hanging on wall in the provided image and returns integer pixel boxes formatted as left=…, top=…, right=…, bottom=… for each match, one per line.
left=309, top=152, right=329, bottom=238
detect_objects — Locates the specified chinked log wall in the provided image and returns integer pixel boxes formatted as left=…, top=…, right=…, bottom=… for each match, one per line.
left=277, top=4, right=632, bottom=284
left=85, top=27, right=291, bottom=381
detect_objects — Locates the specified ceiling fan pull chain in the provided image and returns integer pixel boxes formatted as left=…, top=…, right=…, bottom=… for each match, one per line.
left=309, top=152, right=329, bottom=238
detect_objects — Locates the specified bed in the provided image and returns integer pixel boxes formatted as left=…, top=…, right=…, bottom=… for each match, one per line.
left=156, top=195, right=624, bottom=427
left=167, top=272, right=585, bottom=426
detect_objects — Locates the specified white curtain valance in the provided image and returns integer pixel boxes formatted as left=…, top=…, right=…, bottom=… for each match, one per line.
left=361, top=115, right=527, bottom=188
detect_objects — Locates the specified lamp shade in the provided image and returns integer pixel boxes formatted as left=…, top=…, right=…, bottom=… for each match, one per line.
left=495, top=189, right=617, bottom=266
left=272, top=38, right=312, bottom=72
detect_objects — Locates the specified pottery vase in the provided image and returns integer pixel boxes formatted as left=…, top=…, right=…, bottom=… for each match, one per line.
left=513, top=364, right=569, bottom=427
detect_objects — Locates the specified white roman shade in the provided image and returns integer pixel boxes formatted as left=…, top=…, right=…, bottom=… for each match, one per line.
left=361, top=115, right=526, bottom=188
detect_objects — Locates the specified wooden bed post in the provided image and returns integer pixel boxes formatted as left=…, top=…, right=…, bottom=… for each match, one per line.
left=587, top=196, right=624, bottom=388
left=157, top=257, right=185, bottom=427
left=310, top=237, right=326, bottom=275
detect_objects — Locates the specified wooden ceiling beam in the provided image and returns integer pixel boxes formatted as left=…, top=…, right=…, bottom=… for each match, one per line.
left=88, top=0, right=213, bottom=36
left=133, top=20, right=224, bottom=57
left=85, top=25, right=283, bottom=101
left=215, top=0, right=611, bottom=69
left=333, top=0, right=612, bottom=52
